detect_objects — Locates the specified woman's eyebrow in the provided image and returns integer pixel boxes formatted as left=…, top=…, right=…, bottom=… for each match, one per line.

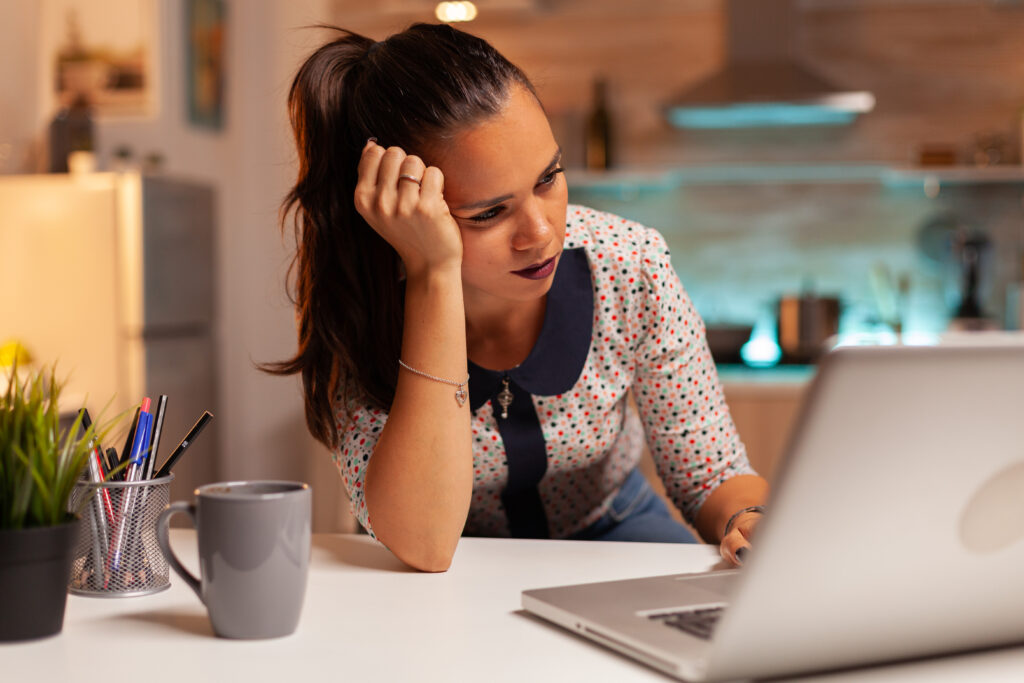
left=452, top=148, right=563, bottom=213
left=454, top=192, right=514, bottom=213
left=540, top=148, right=563, bottom=174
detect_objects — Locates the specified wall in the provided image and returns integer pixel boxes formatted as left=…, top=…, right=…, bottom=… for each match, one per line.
left=328, top=0, right=1024, bottom=168
left=4, top=0, right=1024, bottom=530
left=571, top=177, right=1024, bottom=338
left=328, top=0, right=1024, bottom=335
left=0, top=0, right=42, bottom=173
left=0, top=0, right=354, bottom=532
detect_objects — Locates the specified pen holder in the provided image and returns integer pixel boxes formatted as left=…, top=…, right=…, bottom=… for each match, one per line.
left=68, top=475, right=174, bottom=597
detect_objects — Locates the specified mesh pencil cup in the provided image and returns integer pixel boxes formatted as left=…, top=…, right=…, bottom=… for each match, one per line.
left=69, top=474, right=174, bottom=597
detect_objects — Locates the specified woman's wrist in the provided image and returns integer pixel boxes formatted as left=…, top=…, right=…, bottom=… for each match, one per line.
left=723, top=505, right=766, bottom=538
left=694, top=474, right=769, bottom=543
left=403, top=258, right=462, bottom=286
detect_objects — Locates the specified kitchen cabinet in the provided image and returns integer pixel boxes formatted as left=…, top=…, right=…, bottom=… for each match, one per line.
left=719, top=366, right=814, bottom=483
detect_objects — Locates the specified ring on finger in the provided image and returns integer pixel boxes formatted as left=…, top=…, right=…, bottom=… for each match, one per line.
left=398, top=174, right=422, bottom=186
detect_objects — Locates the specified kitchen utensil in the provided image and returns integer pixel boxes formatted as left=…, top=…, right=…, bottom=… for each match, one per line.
left=777, top=293, right=840, bottom=363
left=705, top=324, right=754, bottom=364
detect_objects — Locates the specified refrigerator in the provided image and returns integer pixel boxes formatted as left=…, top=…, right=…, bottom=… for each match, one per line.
left=0, top=171, right=217, bottom=499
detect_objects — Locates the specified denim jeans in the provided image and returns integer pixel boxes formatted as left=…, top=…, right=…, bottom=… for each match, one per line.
left=569, top=468, right=698, bottom=543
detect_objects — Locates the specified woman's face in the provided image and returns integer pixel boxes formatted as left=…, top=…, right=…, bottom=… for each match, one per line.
left=435, top=84, right=568, bottom=316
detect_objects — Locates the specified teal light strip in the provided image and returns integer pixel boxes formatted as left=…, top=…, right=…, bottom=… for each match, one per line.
left=667, top=104, right=859, bottom=129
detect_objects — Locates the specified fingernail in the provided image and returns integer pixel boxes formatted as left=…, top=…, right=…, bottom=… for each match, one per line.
left=735, top=546, right=749, bottom=564
left=366, top=137, right=378, bottom=146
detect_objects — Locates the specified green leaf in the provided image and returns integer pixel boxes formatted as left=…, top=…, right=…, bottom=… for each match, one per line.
left=0, top=362, right=124, bottom=529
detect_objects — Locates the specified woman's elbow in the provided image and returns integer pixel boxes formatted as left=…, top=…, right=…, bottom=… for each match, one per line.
left=393, top=540, right=457, bottom=572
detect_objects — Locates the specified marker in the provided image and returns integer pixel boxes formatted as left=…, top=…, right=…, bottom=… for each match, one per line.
left=155, top=411, right=213, bottom=478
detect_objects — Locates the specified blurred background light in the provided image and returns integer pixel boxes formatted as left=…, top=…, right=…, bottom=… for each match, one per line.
left=436, top=1, right=478, bottom=22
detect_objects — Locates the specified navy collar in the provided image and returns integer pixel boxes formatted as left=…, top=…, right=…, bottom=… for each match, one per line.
left=467, top=247, right=593, bottom=411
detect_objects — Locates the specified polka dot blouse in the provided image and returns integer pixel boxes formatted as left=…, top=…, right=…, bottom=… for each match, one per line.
left=333, top=204, right=756, bottom=540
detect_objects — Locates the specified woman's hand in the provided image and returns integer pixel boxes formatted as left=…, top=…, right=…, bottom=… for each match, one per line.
left=354, top=140, right=463, bottom=278
left=720, top=509, right=763, bottom=567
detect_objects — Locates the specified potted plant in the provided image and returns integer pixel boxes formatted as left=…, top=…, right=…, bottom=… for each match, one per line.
left=0, top=363, right=116, bottom=641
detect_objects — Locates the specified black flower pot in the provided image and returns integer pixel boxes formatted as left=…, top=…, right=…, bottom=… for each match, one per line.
left=0, top=517, right=80, bottom=641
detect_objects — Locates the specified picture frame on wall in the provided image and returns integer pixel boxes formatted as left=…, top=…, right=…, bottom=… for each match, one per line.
left=46, top=0, right=158, bottom=119
left=186, top=0, right=226, bottom=131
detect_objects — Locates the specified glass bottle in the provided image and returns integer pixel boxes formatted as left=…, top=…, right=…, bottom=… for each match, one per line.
left=585, top=78, right=613, bottom=171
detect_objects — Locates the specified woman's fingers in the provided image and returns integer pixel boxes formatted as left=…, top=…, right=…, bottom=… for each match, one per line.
left=352, top=140, right=461, bottom=273
left=374, top=146, right=407, bottom=204
left=719, top=512, right=762, bottom=567
left=720, top=529, right=750, bottom=567
left=420, top=166, right=445, bottom=207
left=396, top=155, right=427, bottom=214
left=354, top=139, right=386, bottom=215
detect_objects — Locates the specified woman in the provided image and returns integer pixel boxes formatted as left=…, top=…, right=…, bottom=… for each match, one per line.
left=270, top=23, right=768, bottom=572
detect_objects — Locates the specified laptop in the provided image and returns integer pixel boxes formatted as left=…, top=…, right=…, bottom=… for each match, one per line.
left=522, top=336, right=1024, bottom=681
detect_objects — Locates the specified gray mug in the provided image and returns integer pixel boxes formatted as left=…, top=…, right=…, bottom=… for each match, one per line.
left=156, top=481, right=311, bottom=639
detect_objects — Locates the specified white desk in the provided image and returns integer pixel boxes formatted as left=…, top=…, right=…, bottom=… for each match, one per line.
left=4, top=531, right=1024, bottom=682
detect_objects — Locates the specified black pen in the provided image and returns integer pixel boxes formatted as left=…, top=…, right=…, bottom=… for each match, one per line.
left=118, top=407, right=141, bottom=479
left=155, top=411, right=213, bottom=479
left=146, top=395, right=168, bottom=479
left=81, top=410, right=111, bottom=585
left=80, top=409, right=104, bottom=468
left=81, top=408, right=94, bottom=433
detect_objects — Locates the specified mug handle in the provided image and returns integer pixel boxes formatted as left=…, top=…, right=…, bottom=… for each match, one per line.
left=156, top=501, right=203, bottom=601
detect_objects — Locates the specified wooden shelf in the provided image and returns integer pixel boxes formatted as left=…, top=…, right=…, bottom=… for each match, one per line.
left=566, top=164, right=1024, bottom=195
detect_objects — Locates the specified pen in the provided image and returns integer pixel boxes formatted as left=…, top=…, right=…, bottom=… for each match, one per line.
left=81, top=408, right=97, bottom=443
left=107, top=401, right=152, bottom=579
left=80, top=409, right=116, bottom=526
left=117, top=407, right=141, bottom=480
left=131, top=394, right=167, bottom=579
left=81, top=409, right=108, bottom=473
left=86, top=448, right=112, bottom=589
left=82, top=411, right=112, bottom=590
left=155, top=410, right=213, bottom=478
left=124, top=397, right=152, bottom=482
left=146, top=395, right=168, bottom=480
left=104, top=447, right=118, bottom=474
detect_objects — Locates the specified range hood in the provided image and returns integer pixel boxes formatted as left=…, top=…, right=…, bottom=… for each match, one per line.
left=666, top=0, right=875, bottom=129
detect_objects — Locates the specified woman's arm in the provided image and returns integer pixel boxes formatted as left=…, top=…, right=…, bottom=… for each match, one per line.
left=354, top=141, right=473, bottom=572
left=621, top=223, right=766, bottom=565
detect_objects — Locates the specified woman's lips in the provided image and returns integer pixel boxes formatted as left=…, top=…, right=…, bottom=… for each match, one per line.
left=512, top=255, right=557, bottom=280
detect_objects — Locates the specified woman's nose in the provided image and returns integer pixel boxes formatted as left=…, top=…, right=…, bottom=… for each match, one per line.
left=512, top=199, right=553, bottom=251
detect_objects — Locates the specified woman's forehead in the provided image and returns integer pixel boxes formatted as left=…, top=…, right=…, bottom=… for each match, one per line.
left=436, top=85, right=557, bottom=205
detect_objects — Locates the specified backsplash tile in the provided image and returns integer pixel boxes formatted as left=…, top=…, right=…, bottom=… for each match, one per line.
left=570, top=178, right=1024, bottom=337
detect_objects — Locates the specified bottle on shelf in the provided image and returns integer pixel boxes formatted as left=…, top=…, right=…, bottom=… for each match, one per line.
left=48, top=94, right=95, bottom=173
left=585, top=77, right=613, bottom=171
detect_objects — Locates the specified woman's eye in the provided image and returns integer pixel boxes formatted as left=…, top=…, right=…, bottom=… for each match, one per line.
left=469, top=206, right=504, bottom=223
left=539, top=167, right=564, bottom=187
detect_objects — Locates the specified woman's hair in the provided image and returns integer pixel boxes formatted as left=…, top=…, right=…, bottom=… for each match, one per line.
left=264, top=23, right=534, bottom=449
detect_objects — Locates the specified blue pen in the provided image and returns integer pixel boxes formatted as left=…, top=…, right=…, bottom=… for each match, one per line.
left=107, top=403, right=152, bottom=581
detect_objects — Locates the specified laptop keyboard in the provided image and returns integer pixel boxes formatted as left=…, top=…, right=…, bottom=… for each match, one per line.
left=648, top=607, right=724, bottom=641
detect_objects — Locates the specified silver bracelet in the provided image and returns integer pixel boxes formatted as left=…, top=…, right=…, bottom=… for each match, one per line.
left=398, top=359, right=469, bottom=407
left=724, top=505, right=765, bottom=537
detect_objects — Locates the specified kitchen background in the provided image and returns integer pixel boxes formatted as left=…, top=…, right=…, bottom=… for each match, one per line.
left=2, top=0, right=1023, bottom=530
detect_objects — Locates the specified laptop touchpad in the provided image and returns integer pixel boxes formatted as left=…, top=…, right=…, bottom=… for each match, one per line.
left=674, top=572, right=740, bottom=600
